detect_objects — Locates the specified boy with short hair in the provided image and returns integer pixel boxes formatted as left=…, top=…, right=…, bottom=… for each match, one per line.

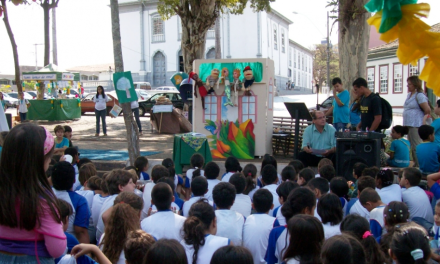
left=141, top=165, right=169, bottom=220
left=64, top=125, right=73, bottom=147
left=54, top=125, right=69, bottom=155
left=307, top=177, right=329, bottom=221
left=124, top=230, right=156, bottom=264
left=359, top=187, right=386, bottom=239
left=348, top=176, right=376, bottom=220
left=261, top=165, right=281, bottom=215
left=400, top=167, right=434, bottom=224
left=319, top=164, right=336, bottom=182
left=230, top=173, right=252, bottom=217
left=204, top=161, right=221, bottom=201
left=330, top=177, right=349, bottom=216
left=96, top=169, right=135, bottom=241
left=273, top=181, right=299, bottom=224
left=417, top=125, right=440, bottom=173
left=316, top=158, right=333, bottom=177
left=182, top=176, right=213, bottom=217
left=141, top=182, right=186, bottom=241
left=348, top=162, right=368, bottom=198
left=362, top=166, right=380, bottom=179
left=213, top=182, right=245, bottom=246
left=52, top=161, right=90, bottom=244
left=243, top=189, right=278, bottom=264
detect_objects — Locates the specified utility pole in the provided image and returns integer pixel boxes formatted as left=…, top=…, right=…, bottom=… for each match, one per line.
left=34, top=43, right=43, bottom=70
left=52, top=7, right=58, bottom=65
left=326, top=11, right=330, bottom=92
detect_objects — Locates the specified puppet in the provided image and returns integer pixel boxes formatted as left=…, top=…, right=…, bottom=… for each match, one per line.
left=231, top=69, right=242, bottom=106
left=189, top=72, right=207, bottom=109
left=242, top=66, right=255, bottom=96
left=220, top=67, right=234, bottom=107
left=206, top=68, right=220, bottom=95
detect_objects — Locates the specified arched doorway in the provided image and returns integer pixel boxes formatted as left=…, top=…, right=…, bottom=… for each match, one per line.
left=153, top=51, right=166, bottom=86
left=206, top=48, right=215, bottom=59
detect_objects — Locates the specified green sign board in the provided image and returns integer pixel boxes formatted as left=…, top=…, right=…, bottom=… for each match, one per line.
left=113, top=71, right=138, bottom=103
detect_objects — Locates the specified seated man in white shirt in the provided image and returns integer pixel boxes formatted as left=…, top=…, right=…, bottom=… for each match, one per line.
left=141, top=182, right=186, bottom=241
left=229, top=173, right=252, bottom=217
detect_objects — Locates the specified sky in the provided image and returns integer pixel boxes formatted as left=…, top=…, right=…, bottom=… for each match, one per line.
left=0, top=0, right=439, bottom=74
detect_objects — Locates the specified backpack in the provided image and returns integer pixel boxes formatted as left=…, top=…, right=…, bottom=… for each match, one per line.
left=375, top=93, right=393, bottom=130
left=416, top=92, right=437, bottom=120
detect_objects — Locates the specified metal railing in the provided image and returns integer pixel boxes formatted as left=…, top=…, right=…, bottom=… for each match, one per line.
left=272, top=116, right=312, bottom=156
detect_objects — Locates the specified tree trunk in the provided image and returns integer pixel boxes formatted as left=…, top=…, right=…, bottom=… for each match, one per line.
left=110, top=0, right=140, bottom=165
left=214, top=17, right=221, bottom=59
left=52, top=7, right=57, bottom=65
left=181, top=19, right=209, bottom=73
left=338, top=0, right=370, bottom=92
left=42, top=2, right=50, bottom=66
left=1, top=0, right=23, bottom=93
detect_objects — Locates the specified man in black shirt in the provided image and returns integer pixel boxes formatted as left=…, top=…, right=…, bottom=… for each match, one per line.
left=353, top=78, right=382, bottom=132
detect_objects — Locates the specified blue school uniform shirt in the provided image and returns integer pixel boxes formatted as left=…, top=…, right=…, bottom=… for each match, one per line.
left=332, top=90, right=350, bottom=123
left=370, top=205, right=385, bottom=240
left=141, top=171, right=150, bottom=181
left=53, top=189, right=90, bottom=235
left=431, top=118, right=440, bottom=146
left=389, top=138, right=410, bottom=167
left=55, top=137, right=70, bottom=148
left=431, top=182, right=440, bottom=199
left=416, top=142, right=440, bottom=173
left=265, top=226, right=288, bottom=264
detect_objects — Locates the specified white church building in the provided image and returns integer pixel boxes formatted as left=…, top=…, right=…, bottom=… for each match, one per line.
left=118, top=0, right=313, bottom=90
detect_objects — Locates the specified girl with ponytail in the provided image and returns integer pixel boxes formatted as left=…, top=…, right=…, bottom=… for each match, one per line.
left=181, top=200, right=230, bottom=264
left=340, top=214, right=389, bottom=264
left=99, top=192, right=143, bottom=264
left=242, top=164, right=259, bottom=199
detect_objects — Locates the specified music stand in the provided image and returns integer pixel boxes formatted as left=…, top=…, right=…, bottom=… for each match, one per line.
left=284, top=102, right=313, bottom=158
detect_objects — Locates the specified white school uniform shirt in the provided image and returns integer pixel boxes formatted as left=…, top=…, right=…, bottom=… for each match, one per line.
left=262, top=184, right=280, bottom=216
left=205, top=179, right=221, bottom=201
left=141, top=182, right=155, bottom=220
left=141, top=210, right=186, bottom=241
left=243, top=214, right=277, bottom=264
left=349, top=199, right=370, bottom=220
left=370, top=206, right=386, bottom=239
left=314, top=199, right=322, bottom=222
left=99, top=233, right=126, bottom=264
left=215, top=209, right=245, bottom=246
left=91, top=194, right=109, bottom=228
left=96, top=194, right=118, bottom=242
left=18, top=99, right=29, bottom=113
left=186, top=168, right=205, bottom=183
left=377, top=184, right=402, bottom=204
left=182, top=196, right=213, bottom=217
left=230, top=193, right=252, bottom=217
left=181, top=234, right=229, bottom=264
left=402, top=186, right=434, bottom=223
left=93, top=94, right=110, bottom=111
left=322, top=222, right=341, bottom=239
left=221, top=172, right=235, bottom=182
left=151, top=202, right=181, bottom=213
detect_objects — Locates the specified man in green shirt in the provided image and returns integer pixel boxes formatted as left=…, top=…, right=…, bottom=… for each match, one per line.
left=298, top=111, right=337, bottom=167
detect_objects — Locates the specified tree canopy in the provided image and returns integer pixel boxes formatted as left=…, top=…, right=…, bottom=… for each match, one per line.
left=312, top=44, right=339, bottom=89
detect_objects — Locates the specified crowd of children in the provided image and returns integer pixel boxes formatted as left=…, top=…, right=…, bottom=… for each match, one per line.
left=1, top=122, right=440, bottom=264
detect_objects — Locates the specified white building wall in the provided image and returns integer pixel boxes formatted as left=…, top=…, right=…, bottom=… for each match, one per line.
left=120, top=7, right=141, bottom=74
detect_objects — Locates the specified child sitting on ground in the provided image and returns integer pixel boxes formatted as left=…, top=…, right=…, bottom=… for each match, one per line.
left=417, top=124, right=440, bottom=173
left=162, top=158, right=184, bottom=195
left=362, top=166, right=380, bottom=179
left=265, top=187, right=316, bottom=264
left=400, top=167, right=434, bottom=226
left=307, top=177, right=330, bottom=221
left=280, top=165, right=296, bottom=182
left=243, top=189, right=278, bottom=264
left=124, top=230, right=156, bottom=264
left=318, top=193, right=343, bottom=239
left=222, top=156, right=242, bottom=182
left=273, top=181, right=299, bottom=225
left=63, top=125, right=73, bottom=147
left=316, top=158, right=333, bottom=177
left=56, top=199, right=79, bottom=255
left=297, top=168, right=315, bottom=186
left=210, top=246, right=254, bottom=264
left=64, top=147, right=81, bottom=191
left=141, top=165, right=169, bottom=220
left=152, top=177, right=184, bottom=214
left=376, top=169, right=402, bottom=204
left=144, top=239, right=188, bottom=264
left=76, top=163, right=98, bottom=243
left=347, top=176, right=376, bottom=220
left=261, top=165, right=281, bottom=215
left=181, top=200, right=230, bottom=264
left=182, top=176, right=213, bottom=217
left=359, top=187, right=387, bottom=240
left=387, top=125, right=410, bottom=167
left=260, top=154, right=282, bottom=184
left=54, top=125, right=70, bottom=155
left=319, top=165, right=336, bottom=182
left=348, top=162, right=368, bottom=198
left=389, top=223, right=431, bottom=264
left=242, top=163, right=259, bottom=200
left=52, top=161, right=90, bottom=244
left=212, top=182, right=245, bottom=246
left=186, top=153, right=205, bottom=186
left=288, top=159, right=304, bottom=180
left=321, top=234, right=366, bottom=264
left=230, top=173, right=252, bottom=217
left=204, top=161, right=221, bottom=201
left=141, top=182, right=186, bottom=241
left=135, top=156, right=150, bottom=180
left=330, top=176, right=349, bottom=216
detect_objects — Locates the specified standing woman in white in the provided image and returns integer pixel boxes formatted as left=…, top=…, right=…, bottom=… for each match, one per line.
left=181, top=200, right=230, bottom=264
left=18, top=92, right=30, bottom=122
left=93, top=86, right=110, bottom=136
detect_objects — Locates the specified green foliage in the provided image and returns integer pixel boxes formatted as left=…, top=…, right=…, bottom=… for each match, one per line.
left=312, top=44, right=339, bottom=87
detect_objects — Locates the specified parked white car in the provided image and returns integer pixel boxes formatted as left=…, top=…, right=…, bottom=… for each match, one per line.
left=151, top=86, right=178, bottom=91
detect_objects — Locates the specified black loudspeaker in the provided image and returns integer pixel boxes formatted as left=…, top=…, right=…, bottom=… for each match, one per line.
left=336, top=138, right=381, bottom=181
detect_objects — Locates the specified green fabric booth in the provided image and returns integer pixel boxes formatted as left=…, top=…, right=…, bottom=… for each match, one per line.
left=27, top=99, right=81, bottom=121
left=173, top=135, right=213, bottom=174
